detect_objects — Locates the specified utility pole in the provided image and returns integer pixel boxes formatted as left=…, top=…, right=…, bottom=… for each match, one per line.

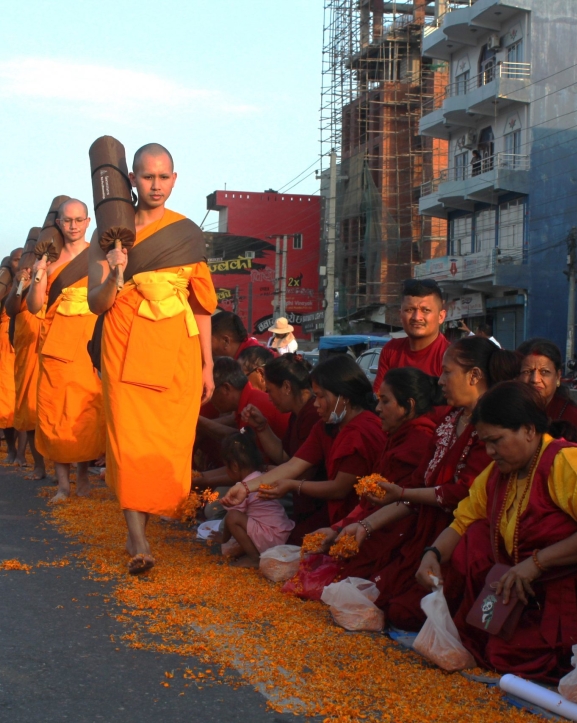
left=566, top=227, right=577, bottom=364
left=280, top=235, right=288, bottom=318
left=324, top=149, right=337, bottom=335
left=273, top=235, right=281, bottom=318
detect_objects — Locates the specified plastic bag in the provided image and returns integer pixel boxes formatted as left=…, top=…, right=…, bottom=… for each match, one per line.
left=559, top=645, right=577, bottom=702
left=282, top=553, right=341, bottom=601
left=413, top=577, right=475, bottom=672
left=259, top=545, right=301, bottom=582
left=321, top=577, right=384, bottom=632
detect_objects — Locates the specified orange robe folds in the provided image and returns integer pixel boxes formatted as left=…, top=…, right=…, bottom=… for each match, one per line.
left=0, top=307, right=15, bottom=428
left=36, top=264, right=105, bottom=462
left=101, top=209, right=217, bottom=516
left=13, top=296, right=41, bottom=432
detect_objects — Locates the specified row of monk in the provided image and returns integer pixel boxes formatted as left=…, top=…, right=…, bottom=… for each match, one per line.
left=190, top=324, right=577, bottom=684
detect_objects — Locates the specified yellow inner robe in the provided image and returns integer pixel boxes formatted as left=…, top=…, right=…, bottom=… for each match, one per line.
left=101, top=209, right=217, bottom=516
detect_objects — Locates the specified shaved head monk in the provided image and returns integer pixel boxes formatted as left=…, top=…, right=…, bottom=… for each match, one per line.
left=88, top=142, right=217, bottom=575
left=5, top=242, right=46, bottom=478
left=0, top=247, right=27, bottom=464
left=28, top=199, right=105, bottom=503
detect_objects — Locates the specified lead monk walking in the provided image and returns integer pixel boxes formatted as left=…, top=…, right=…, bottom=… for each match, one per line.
left=88, top=143, right=216, bottom=574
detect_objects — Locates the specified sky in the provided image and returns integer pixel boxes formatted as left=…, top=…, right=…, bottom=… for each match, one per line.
left=0, top=0, right=325, bottom=257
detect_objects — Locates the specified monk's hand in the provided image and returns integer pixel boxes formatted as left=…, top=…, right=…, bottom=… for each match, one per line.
left=258, top=479, right=295, bottom=499
left=201, top=364, right=214, bottom=405
left=240, top=404, right=267, bottom=432
left=32, top=256, right=47, bottom=277
left=15, top=269, right=31, bottom=290
left=106, top=246, right=127, bottom=274
left=221, top=483, right=247, bottom=508
left=416, top=551, right=443, bottom=589
left=312, top=527, right=338, bottom=553
left=337, top=522, right=368, bottom=548
left=495, top=557, right=540, bottom=605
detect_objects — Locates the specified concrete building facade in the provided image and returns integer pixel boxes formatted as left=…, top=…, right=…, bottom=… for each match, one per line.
left=416, top=0, right=577, bottom=352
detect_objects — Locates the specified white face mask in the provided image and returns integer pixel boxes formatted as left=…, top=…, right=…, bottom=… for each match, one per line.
left=328, top=395, right=347, bottom=425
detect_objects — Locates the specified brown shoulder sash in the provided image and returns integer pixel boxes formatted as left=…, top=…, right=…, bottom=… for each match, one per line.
left=47, top=248, right=90, bottom=311
left=123, top=218, right=206, bottom=281
left=88, top=218, right=207, bottom=372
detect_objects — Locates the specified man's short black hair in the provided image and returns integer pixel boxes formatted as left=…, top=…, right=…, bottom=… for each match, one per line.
left=400, top=278, right=443, bottom=304
left=213, top=357, right=249, bottom=390
left=476, top=323, right=493, bottom=337
left=211, top=311, right=248, bottom=342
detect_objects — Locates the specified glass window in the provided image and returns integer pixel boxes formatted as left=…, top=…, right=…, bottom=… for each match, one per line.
left=507, top=40, right=524, bottom=66
left=450, top=215, right=473, bottom=255
left=455, top=70, right=470, bottom=95
left=499, top=199, right=524, bottom=251
left=293, top=233, right=303, bottom=250
left=504, top=130, right=522, bottom=165
left=454, top=151, right=469, bottom=181
left=474, top=208, right=496, bottom=252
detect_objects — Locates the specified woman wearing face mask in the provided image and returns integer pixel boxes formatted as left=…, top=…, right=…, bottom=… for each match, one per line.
left=416, top=382, right=577, bottom=681
left=338, top=336, right=521, bottom=631
left=221, top=355, right=385, bottom=524
left=517, top=338, right=577, bottom=439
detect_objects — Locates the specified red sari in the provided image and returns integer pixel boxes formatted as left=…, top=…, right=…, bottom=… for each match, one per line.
left=452, top=439, right=577, bottom=682
left=295, top=411, right=387, bottom=524
left=372, top=408, right=491, bottom=630
left=335, top=413, right=440, bottom=580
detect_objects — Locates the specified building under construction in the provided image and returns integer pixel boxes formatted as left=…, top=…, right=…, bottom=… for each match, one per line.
left=321, top=0, right=453, bottom=330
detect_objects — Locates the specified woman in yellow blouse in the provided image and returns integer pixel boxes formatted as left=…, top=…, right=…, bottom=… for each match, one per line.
left=416, top=381, right=577, bottom=682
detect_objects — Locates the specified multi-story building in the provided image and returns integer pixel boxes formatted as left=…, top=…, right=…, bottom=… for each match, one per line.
left=416, top=0, right=577, bottom=351
left=204, top=190, right=323, bottom=340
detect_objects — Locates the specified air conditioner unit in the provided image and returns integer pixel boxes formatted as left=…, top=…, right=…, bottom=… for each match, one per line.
left=487, top=34, right=501, bottom=50
left=463, top=130, right=478, bottom=149
left=244, top=251, right=256, bottom=259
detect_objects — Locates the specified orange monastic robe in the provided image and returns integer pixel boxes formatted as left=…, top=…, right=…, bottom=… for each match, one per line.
left=13, top=295, right=41, bottom=432
left=0, top=307, right=15, bottom=428
left=101, top=209, right=217, bottom=516
left=36, top=263, right=105, bottom=462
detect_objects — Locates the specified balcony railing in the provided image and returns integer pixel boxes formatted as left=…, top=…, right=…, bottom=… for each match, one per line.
left=420, top=152, right=529, bottom=197
left=414, top=245, right=524, bottom=282
left=422, top=62, right=531, bottom=113
left=423, top=1, right=475, bottom=36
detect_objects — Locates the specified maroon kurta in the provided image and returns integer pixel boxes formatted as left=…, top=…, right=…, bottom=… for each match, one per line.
left=334, top=413, right=440, bottom=580
left=371, top=408, right=491, bottom=630
left=452, top=440, right=577, bottom=682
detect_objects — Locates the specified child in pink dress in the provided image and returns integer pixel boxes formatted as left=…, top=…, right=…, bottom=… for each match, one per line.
left=221, top=430, right=295, bottom=568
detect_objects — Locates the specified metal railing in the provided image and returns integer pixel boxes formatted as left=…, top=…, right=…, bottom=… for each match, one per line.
left=420, top=152, right=529, bottom=197
left=424, top=0, right=475, bottom=36
left=415, top=245, right=524, bottom=282
left=422, top=62, right=531, bottom=113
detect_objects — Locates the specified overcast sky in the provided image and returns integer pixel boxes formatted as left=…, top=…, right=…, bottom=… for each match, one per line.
left=0, top=0, right=324, bottom=256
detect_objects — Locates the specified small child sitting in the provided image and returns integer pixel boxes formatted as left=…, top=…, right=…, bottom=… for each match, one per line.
left=220, top=429, right=294, bottom=568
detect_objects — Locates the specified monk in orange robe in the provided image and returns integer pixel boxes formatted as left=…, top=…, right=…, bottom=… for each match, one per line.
left=28, top=199, right=105, bottom=503
left=88, top=143, right=216, bottom=574
left=0, top=248, right=28, bottom=464
left=5, top=248, right=46, bottom=479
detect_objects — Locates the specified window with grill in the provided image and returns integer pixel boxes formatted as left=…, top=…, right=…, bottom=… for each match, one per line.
left=293, top=233, right=303, bottom=250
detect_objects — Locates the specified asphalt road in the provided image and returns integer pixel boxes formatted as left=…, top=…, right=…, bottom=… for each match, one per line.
left=0, top=465, right=312, bottom=723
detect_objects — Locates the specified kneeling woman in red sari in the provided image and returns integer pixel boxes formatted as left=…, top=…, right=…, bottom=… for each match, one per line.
left=417, top=381, right=577, bottom=682
left=221, top=355, right=385, bottom=523
left=336, top=336, right=520, bottom=630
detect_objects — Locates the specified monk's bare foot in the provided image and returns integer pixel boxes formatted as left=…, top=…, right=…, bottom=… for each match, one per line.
left=4, top=452, right=16, bottom=464
left=231, top=555, right=260, bottom=569
left=14, top=457, right=29, bottom=468
left=76, top=479, right=91, bottom=498
left=48, top=491, right=69, bottom=505
left=25, top=466, right=46, bottom=481
left=128, top=554, right=155, bottom=575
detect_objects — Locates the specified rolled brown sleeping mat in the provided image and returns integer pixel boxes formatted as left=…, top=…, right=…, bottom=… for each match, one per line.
left=89, top=136, right=136, bottom=290
left=0, top=256, right=13, bottom=299
left=16, top=226, right=42, bottom=297
left=34, top=195, right=70, bottom=282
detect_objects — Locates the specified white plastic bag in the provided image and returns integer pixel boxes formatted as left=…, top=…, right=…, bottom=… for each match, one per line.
left=259, top=545, right=301, bottom=582
left=413, top=576, right=475, bottom=672
left=559, top=645, right=577, bottom=702
left=321, top=577, right=384, bottom=632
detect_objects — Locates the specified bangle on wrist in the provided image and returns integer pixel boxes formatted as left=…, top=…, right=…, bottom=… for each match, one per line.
left=297, top=480, right=305, bottom=495
left=422, top=546, right=442, bottom=564
left=359, top=519, right=372, bottom=538
left=240, top=480, right=250, bottom=496
left=532, top=549, right=547, bottom=573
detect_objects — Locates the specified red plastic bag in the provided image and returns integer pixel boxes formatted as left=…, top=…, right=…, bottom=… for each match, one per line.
left=282, top=553, right=340, bottom=601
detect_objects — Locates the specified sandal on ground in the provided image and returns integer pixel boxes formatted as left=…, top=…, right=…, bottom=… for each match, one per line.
left=128, top=553, right=155, bottom=575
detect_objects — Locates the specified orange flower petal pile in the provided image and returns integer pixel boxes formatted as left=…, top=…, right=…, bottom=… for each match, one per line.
left=354, top=473, right=388, bottom=500
left=37, top=481, right=546, bottom=723
left=0, top=559, right=32, bottom=572
left=176, top=488, right=219, bottom=526
left=329, top=535, right=360, bottom=559
left=300, top=531, right=327, bottom=557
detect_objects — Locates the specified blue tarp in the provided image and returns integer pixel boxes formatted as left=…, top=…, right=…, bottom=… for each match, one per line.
left=318, top=335, right=390, bottom=350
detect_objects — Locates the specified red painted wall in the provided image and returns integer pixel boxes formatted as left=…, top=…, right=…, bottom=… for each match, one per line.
left=205, top=190, right=323, bottom=339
